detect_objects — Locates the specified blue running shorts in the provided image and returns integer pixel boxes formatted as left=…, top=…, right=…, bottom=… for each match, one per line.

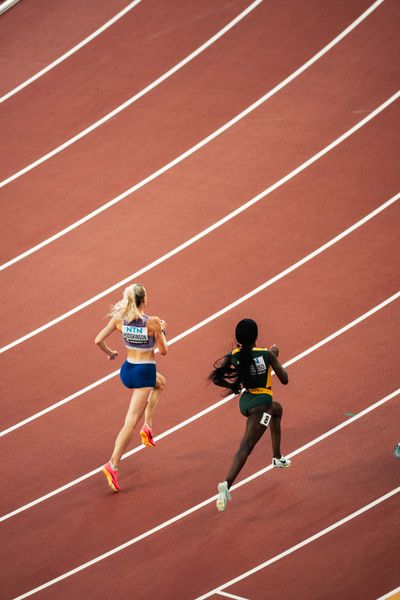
left=120, top=361, right=156, bottom=389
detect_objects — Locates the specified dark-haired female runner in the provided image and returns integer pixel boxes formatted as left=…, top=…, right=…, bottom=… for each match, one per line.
left=95, top=283, right=167, bottom=492
left=209, top=318, right=290, bottom=511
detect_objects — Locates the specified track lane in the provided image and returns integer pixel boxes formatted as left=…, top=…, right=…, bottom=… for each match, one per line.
left=2, top=81, right=398, bottom=351
left=3, top=355, right=398, bottom=598
left=0, top=0, right=389, bottom=261
left=0, top=0, right=253, bottom=177
left=34, top=401, right=400, bottom=600
left=0, top=101, right=397, bottom=427
left=0, top=0, right=130, bottom=96
left=0, top=0, right=385, bottom=274
left=2, top=292, right=399, bottom=522
left=0, top=2, right=396, bottom=597
left=1, top=205, right=398, bottom=514
left=219, top=493, right=400, bottom=600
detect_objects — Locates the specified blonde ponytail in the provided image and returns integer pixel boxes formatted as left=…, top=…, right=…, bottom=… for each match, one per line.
left=110, top=283, right=146, bottom=322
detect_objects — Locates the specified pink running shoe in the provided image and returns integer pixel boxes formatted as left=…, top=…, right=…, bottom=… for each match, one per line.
left=102, top=462, right=120, bottom=492
left=140, top=425, right=156, bottom=448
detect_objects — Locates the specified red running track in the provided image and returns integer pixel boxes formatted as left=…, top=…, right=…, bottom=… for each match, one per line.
left=1, top=303, right=399, bottom=597
left=0, top=0, right=253, bottom=175
left=1, top=199, right=399, bottom=513
left=0, top=0, right=399, bottom=338
left=0, top=0, right=385, bottom=259
left=1, top=98, right=398, bottom=428
left=0, top=0, right=130, bottom=95
left=0, top=1, right=399, bottom=598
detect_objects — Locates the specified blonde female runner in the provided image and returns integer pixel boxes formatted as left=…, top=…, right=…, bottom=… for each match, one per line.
left=95, top=283, right=168, bottom=492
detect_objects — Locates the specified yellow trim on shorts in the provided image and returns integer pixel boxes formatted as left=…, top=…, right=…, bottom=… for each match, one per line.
left=247, top=387, right=273, bottom=396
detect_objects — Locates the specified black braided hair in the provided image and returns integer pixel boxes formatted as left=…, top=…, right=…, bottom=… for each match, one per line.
left=208, top=319, right=258, bottom=395
left=234, top=319, right=258, bottom=389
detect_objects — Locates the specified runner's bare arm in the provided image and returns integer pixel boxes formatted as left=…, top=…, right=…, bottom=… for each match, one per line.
left=267, top=350, right=288, bottom=384
left=95, top=317, right=119, bottom=359
left=152, top=317, right=168, bottom=355
left=270, top=344, right=279, bottom=356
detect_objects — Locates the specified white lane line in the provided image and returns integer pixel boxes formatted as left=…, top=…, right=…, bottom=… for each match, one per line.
left=0, top=0, right=143, bottom=104
left=197, top=486, right=400, bottom=600
left=0, top=0, right=21, bottom=15
left=0, top=0, right=262, bottom=191
left=1, top=192, right=398, bottom=436
left=1, top=196, right=398, bottom=437
left=377, top=587, right=400, bottom=600
left=2, top=291, right=398, bottom=522
left=1, top=92, right=398, bottom=354
left=0, top=0, right=385, bottom=269
left=217, top=592, right=250, bottom=600
left=12, top=390, right=400, bottom=599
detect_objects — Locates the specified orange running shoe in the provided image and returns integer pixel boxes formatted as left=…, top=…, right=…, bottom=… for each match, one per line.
left=102, top=462, right=120, bottom=492
left=140, top=425, right=156, bottom=448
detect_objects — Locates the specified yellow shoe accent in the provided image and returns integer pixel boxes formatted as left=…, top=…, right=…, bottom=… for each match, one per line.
left=102, top=467, right=119, bottom=492
left=140, top=428, right=155, bottom=448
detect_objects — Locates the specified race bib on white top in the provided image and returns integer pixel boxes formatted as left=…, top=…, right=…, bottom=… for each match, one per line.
left=123, top=324, right=149, bottom=344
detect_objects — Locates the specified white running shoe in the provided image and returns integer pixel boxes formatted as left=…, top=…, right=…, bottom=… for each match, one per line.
left=272, top=456, right=291, bottom=468
left=216, top=481, right=231, bottom=512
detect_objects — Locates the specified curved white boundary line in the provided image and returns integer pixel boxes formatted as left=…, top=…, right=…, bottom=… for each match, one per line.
left=11, top=389, right=400, bottom=598
left=216, top=592, right=248, bottom=600
left=377, top=587, right=400, bottom=600
left=0, top=0, right=143, bottom=104
left=0, top=0, right=385, bottom=270
left=0, top=91, right=398, bottom=354
left=1, top=246, right=398, bottom=441
left=0, top=0, right=21, bottom=16
left=0, top=0, right=262, bottom=190
left=1, top=291, right=399, bottom=524
left=199, top=484, right=400, bottom=599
